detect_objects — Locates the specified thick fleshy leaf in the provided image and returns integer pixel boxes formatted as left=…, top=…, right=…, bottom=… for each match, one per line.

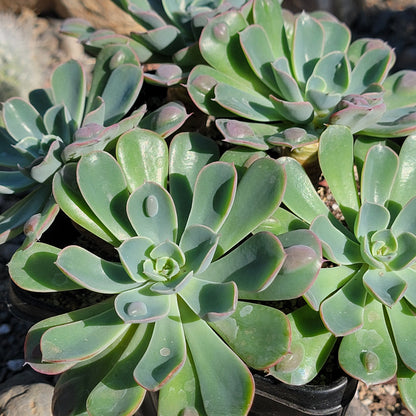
left=77, top=151, right=134, bottom=240
left=51, top=327, right=136, bottom=416
left=216, top=119, right=277, bottom=150
left=169, top=133, right=219, bottom=236
left=386, top=298, right=416, bottom=371
left=8, top=242, right=81, bottom=292
left=199, top=231, right=285, bottom=293
left=21, top=196, right=60, bottom=249
left=0, top=185, right=51, bottom=244
left=319, top=125, right=359, bottom=228
left=56, top=245, right=136, bottom=294
left=361, top=144, right=398, bottom=205
left=388, top=232, right=416, bottom=270
left=239, top=25, right=280, bottom=95
left=391, top=196, right=416, bottom=236
left=199, top=10, right=261, bottom=90
left=179, top=278, right=237, bottom=322
left=185, top=162, right=237, bottom=232
left=245, top=229, right=321, bottom=300
left=133, top=25, right=184, bottom=54
left=86, top=325, right=148, bottom=416
left=254, top=207, right=308, bottom=236
left=180, top=225, right=218, bottom=275
left=390, top=135, right=416, bottom=209
left=339, top=299, right=397, bottom=384
left=398, top=360, right=416, bottom=415
left=133, top=298, right=186, bottom=391
left=25, top=301, right=117, bottom=374
left=277, top=156, right=329, bottom=224
left=311, top=215, right=362, bottom=265
left=252, top=0, right=286, bottom=57
left=0, top=170, right=37, bottom=194
left=51, top=60, right=86, bottom=128
left=61, top=124, right=121, bottom=163
left=117, top=237, right=154, bottom=283
left=271, top=57, right=304, bottom=102
left=320, top=266, right=367, bottom=336
left=214, top=82, right=282, bottom=122
left=269, top=305, right=336, bottom=385
left=158, top=355, right=206, bottom=416
left=321, top=19, right=351, bottom=55
left=347, top=48, right=394, bottom=94
left=115, top=284, right=170, bottom=324
left=305, top=265, right=359, bottom=311
left=43, top=105, right=72, bottom=144
left=220, top=146, right=268, bottom=177
left=127, top=182, right=177, bottom=244
left=0, top=128, right=34, bottom=167
left=86, top=44, right=141, bottom=115
left=3, top=98, right=46, bottom=142
left=187, top=64, right=248, bottom=117
left=291, top=13, right=324, bottom=87
left=354, top=202, right=390, bottom=241
left=269, top=96, right=314, bottom=124
left=400, top=268, right=416, bottom=308
left=211, top=301, right=290, bottom=370
left=144, top=63, right=185, bottom=86
left=30, top=139, right=63, bottom=183
left=181, top=302, right=255, bottom=416
left=52, top=163, right=118, bottom=245
left=41, top=307, right=128, bottom=362
left=217, top=158, right=285, bottom=256
left=117, top=128, right=168, bottom=192
left=139, top=101, right=189, bottom=138
left=363, top=268, right=407, bottom=307
left=101, top=64, right=143, bottom=126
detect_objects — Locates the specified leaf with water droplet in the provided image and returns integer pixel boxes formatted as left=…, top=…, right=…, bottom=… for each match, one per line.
left=114, top=284, right=170, bottom=323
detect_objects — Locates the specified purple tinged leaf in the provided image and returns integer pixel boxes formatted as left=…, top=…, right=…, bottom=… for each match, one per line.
left=267, top=127, right=318, bottom=149
left=144, top=63, right=184, bottom=86
left=139, top=102, right=189, bottom=138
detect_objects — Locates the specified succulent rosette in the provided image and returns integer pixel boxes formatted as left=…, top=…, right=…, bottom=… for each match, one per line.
left=0, top=44, right=189, bottom=246
left=9, top=130, right=322, bottom=415
left=62, top=0, right=249, bottom=86
left=187, top=0, right=416, bottom=153
left=264, top=124, right=416, bottom=413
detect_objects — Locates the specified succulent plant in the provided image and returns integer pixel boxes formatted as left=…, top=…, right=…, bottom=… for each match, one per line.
left=187, top=0, right=416, bottom=158
left=61, top=0, right=250, bottom=86
left=261, top=124, right=416, bottom=413
left=9, top=130, right=322, bottom=415
left=0, top=44, right=189, bottom=246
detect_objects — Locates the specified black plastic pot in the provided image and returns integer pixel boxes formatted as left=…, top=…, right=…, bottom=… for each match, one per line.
left=250, top=372, right=358, bottom=416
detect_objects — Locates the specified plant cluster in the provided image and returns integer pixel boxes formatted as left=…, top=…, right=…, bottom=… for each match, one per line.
left=2, top=0, right=416, bottom=415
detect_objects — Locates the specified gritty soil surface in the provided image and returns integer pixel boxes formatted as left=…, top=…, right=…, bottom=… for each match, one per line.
left=0, top=1, right=416, bottom=415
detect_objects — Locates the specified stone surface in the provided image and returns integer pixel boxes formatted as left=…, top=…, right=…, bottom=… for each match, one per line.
left=0, top=371, right=54, bottom=416
left=0, top=0, right=139, bottom=33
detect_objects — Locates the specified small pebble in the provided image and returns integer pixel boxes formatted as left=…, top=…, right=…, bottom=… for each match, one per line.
left=6, top=359, right=25, bottom=372
left=0, top=324, right=10, bottom=335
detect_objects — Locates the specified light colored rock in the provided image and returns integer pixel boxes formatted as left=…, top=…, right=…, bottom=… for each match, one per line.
left=0, top=0, right=139, bottom=34
left=0, top=372, right=54, bottom=416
